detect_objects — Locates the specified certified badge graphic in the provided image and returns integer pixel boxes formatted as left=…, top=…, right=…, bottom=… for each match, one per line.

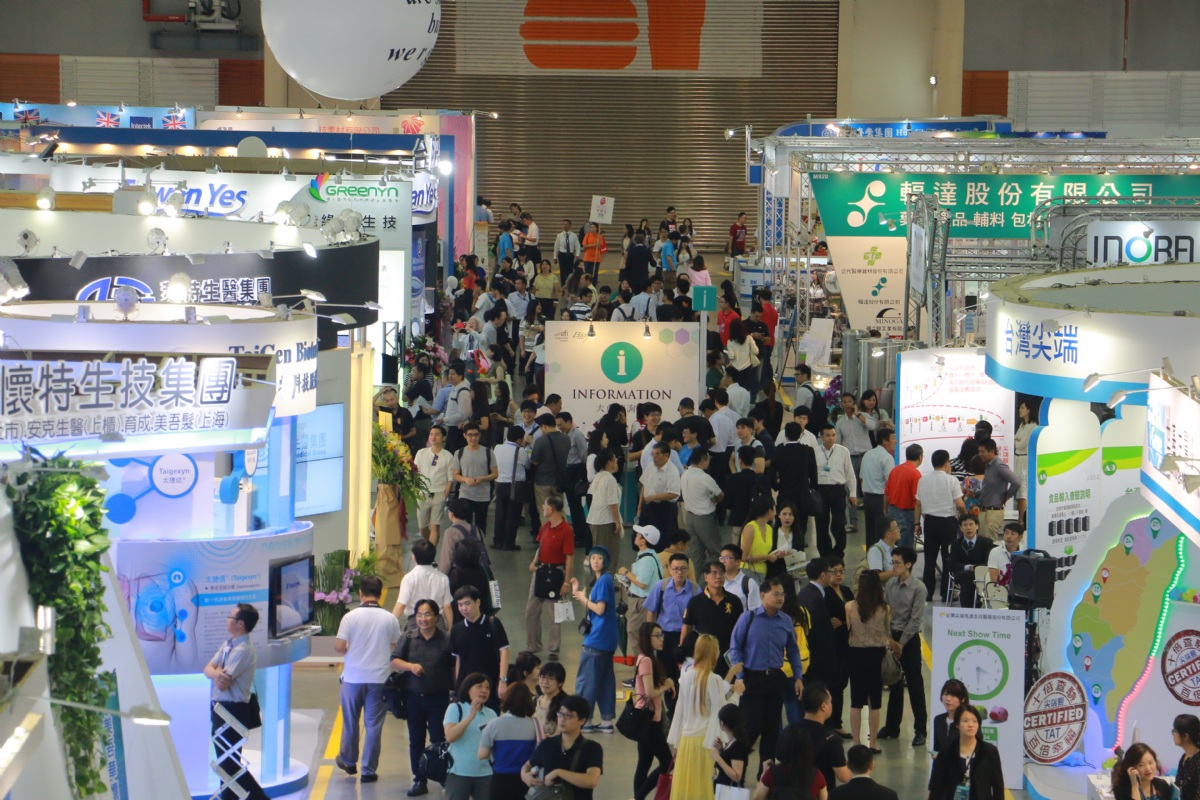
left=1162, top=630, right=1200, bottom=706
left=1023, top=671, right=1087, bottom=764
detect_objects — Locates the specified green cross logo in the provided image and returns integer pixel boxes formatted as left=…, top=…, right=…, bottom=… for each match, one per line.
left=863, top=246, right=881, bottom=266
left=1103, top=461, right=1117, bottom=476
left=1037, top=470, right=1048, bottom=485
left=600, top=342, right=643, bottom=384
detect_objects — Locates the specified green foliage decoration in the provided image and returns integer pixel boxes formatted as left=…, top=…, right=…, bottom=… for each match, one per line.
left=7, top=452, right=115, bottom=799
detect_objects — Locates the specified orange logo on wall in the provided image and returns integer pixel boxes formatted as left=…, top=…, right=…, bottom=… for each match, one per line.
left=519, top=0, right=706, bottom=71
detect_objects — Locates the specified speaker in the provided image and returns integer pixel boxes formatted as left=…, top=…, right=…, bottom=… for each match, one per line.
left=1010, top=549, right=1056, bottom=609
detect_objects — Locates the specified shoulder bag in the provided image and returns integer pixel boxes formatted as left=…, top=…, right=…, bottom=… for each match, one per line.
left=525, top=739, right=584, bottom=800
left=510, top=445, right=533, bottom=503
left=534, top=560, right=566, bottom=600
left=220, top=692, right=262, bottom=731
left=616, top=656, right=653, bottom=740
left=881, top=608, right=903, bottom=685
left=383, top=636, right=409, bottom=719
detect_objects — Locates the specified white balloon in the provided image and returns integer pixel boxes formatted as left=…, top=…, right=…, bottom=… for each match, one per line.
left=261, top=0, right=441, bottom=102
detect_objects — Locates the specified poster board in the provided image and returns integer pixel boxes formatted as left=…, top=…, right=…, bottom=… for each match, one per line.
left=589, top=195, right=615, bottom=225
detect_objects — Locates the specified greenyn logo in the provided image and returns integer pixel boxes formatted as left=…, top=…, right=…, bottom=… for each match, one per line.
left=600, top=342, right=643, bottom=384
left=863, top=246, right=881, bottom=266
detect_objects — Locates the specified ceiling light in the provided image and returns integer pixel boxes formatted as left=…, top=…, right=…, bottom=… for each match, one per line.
left=0, top=258, right=30, bottom=302
left=35, top=186, right=56, bottom=210
left=302, top=242, right=317, bottom=258
left=147, top=228, right=169, bottom=255
left=163, top=192, right=184, bottom=217
left=437, top=159, right=453, bottom=176
left=66, top=99, right=77, bottom=107
left=165, top=271, right=191, bottom=303
left=724, top=128, right=738, bottom=140
left=137, top=186, right=157, bottom=216
left=929, top=75, right=938, bottom=85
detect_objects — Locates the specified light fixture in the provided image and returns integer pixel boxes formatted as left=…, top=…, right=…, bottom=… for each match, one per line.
left=16, top=229, right=38, bottom=255
left=165, top=271, right=191, bottom=303
left=66, top=99, right=77, bottom=107
left=163, top=192, right=184, bottom=217
left=1143, top=226, right=1154, bottom=238
left=929, top=75, right=938, bottom=85
left=643, top=319, right=652, bottom=339
left=318, top=301, right=383, bottom=311
left=288, top=202, right=311, bottom=226
left=1159, top=454, right=1200, bottom=473
left=137, top=186, right=157, bottom=216
left=302, top=242, right=317, bottom=258
left=184, top=306, right=203, bottom=324
left=146, top=228, right=169, bottom=255
left=588, top=322, right=596, bottom=338
left=236, top=107, right=243, bottom=117
left=81, top=178, right=96, bottom=191
left=1082, top=358, right=1173, bottom=393
left=1044, top=319, right=1062, bottom=333
left=1186, top=474, right=1200, bottom=495
left=1107, top=385, right=1178, bottom=409
left=0, top=258, right=30, bottom=302
left=870, top=348, right=884, bottom=358
left=273, top=201, right=293, bottom=225
left=35, top=186, right=55, bottom=210
left=338, top=209, right=363, bottom=239
left=979, top=289, right=990, bottom=300
left=887, top=219, right=897, bottom=232
left=437, top=159, right=453, bottom=176
left=69, top=250, right=88, bottom=269
left=320, top=217, right=345, bottom=242
left=118, top=102, right=127, bottom=114
left=21, top=695, right=170, bottom=727
left=724, top=128, right=738, bottom=140
left=112, top=285, right=141, bottom=319
left=346, top=109, right=354, bottom=120
left=489, top=111, right=499, bottom=119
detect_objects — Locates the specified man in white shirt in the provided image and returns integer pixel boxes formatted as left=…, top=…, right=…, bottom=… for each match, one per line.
left=680, top=449, right=724, bottom=566
left=988, top=521, right=1025, bottom=586
left=414, top=425, right=455, bottom=546
left=859, top=428, right=897, bottom=549
left=915, top=449, right=967, bottom=602
left=815, top=424, right=857, bottom=558
left=864, top=518, right=901, bottom=581
left=722, top=369, right=752, bottom=417
left=775, top=406, right=820, bottom=449
left=441, top=362, right=472, bottom=452
left=391, top=538, right=454, bottom=630
left=639, top=425, right=685, bottom=476
left=631, top=280, right=661, bottom=321
left=334, top=576, right=402, bottom=782
left=639, top=443, right=682, bottom=541
left=517, top=212, right=541, bottom=263
left=708, top=388, right=741, bottom=522
left=554, top=218, right=581, bottom=285
left=557, top=411, right=591, bottom=543
left=720, top=543, right=763, bottom=611
left=835, top=393, right=876, bottom=534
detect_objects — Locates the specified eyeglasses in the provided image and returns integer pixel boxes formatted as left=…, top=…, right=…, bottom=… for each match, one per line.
left=831, top=568, right=845, bottom=574
left=765, top=591, right=785, bottom=599
left=466, top=432, right=480, bottom=437
left=227, top=615, right=240, bottom=622
left=651, top=632, right=664, bottom=639
left=556, top=710, right=576, bottom=719
left=719, top=555, right=736, bottom=562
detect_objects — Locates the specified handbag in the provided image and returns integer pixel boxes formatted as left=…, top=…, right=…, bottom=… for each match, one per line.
left=554, top=600, right=575, bottom=624
left=383, top=670, right=407, bottom=720
left=578, top=615, right=593, bottom=637
left=420, top=704, right=460, bottom=785
left=798, top=484, right=822, bottom=516
left=653, top=760, right=674, bottom=800
left=535, top=563, right=566, bottom=600
left=882, top=649, right=903, bottom=685
left=509, top=445, right=533, bottom=503
left=220, top=693, right=262, bottom=731
left=616, top=661, right=652, bottom=740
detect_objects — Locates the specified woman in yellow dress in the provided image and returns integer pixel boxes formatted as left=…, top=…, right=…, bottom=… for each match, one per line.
left=667, top=635, right=744, bottom=800
left=739, top=495, right=776, bottom=579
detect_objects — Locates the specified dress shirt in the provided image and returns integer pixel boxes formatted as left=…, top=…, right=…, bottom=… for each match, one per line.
left=645, top=578, right=698, bottom=632
left=916, top=470, right=964, bottom=517
left=554, top=229, right=581, bottom=257
left=396, top=564, right=454, bottom=615
left=680, top=466, right=722, bottom=514
left=726, top=383, right=752, bottom=417
left=724, top=572, right=763, bottom=611
left=776, top=428, right=820, bottom=449
left=835, top=412, right=876, bottom=456
left=639, top=444, right=684, bottom=475
left=494, top=442, right=530, bottom=483
left=415, top=446, right=455, bottom=493
left=564, top=427, right=588, bottom=465
left=884, top=462, right=921, bottom=510
left=629, top=550, right=663, bottom=598
left=586, top=471, right=622, bottom=525
left=859, top=445, right=896, bottom=495
left=506, top=290, right=532, bottom=321
left=979, top=458, right=1022, bottom=507
left=523, top=221, right=540, bottom=246
left=392, top=628, right=453, bottom=695
left=865, top=540, right=893, bottom=571
left=727, top=607, right=803, bottom=675
left=884, top=575, right=926, bottom=646
left=631, top=291, right=659, bottom=321
left=641, top=462, right=682, bottom=500
left=816, top=443, right=857, bottom=496
left=711, top=407, right=741, bottom=451
left=432, top=384, right=452, bottom=415
left=210, top=635, right=256, bottom=703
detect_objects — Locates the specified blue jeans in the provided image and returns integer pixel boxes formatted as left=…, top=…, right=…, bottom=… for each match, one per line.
left=891, top=507, right=915, bottom=549
left=575, top=646, right=616, bottom=722
left=405, top=690, right=449, bottom=781
left=340, top=681, right=387, bottom=776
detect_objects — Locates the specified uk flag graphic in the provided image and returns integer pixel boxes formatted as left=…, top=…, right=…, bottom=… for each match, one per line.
left=95, top=111, right=120, bottom=128
left=15, top=109, right=40, bottom=124
left=162, top=113, right=187, bottom=130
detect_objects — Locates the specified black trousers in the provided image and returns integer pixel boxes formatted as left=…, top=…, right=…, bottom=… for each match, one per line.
left=557, top=252, right=575, bottom=285
left=404, top=690, right=449, bottom=781
left=641, top=501, right=678, bottom=541
left=815, top=484, right=848, bottom=557
left=468, top=499, right=490, bottom=533
left=661, top=630, right=682, bottom=715
left=885, top=632, right=928, bottom=734
left=494, top=484, right=517, bottom=547
left=863, top=493, right=886, bottom=548
left=634, top=715, right=672, bottom=799
left=211, top=704, right=270, bottom=800
left=709, top=448, right=731, bottom=524
left=445, top=427, right=465, bottom=454
left=922, top=514, right=959, bottom=600
left=742, top=669, right=788, bottom=775
left=565, top=464, right=590, bottom=543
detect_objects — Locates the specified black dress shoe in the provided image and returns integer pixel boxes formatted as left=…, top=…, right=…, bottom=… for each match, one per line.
left=361, top=773, right=378, bottom=783
left=912, top=734, right=927, bottom=746
left=876, top=727, right=900, bottom=740
left=335, top=757, right=357, bottom=775
left=407, top=782, right=429, bottom=797
left=502, top=544, right=522, bottom=551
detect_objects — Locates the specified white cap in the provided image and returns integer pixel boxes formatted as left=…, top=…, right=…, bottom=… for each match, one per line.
left=632, top=524, right=661, bottom=546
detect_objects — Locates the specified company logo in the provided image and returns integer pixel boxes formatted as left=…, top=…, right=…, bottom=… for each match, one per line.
left=309, top=173, right=329, bottom=202
left=76, top=276, right=156, bottom=303
left=847, top=180, right=886, bottom=227
left=600, top=341, right=643, bottom=384
left=1091, top=232, right=1196, bottom=265
left=863, top=246, right=881, bottom=266
left=875, top=307, right=899, bottom=319
left=520, top=0, right=699, bottom=71
left=400, top=115, right=425, bottom=135
left=871, top=276, right=888, bottom=297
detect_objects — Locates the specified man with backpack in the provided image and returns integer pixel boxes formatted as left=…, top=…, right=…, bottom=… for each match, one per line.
left=450, top=423, right=497, bottom=533
left=679, top=559, right=744, bottom=666
left=644, top=553, right=698, bottom=705
left=441, top=361, right=472, bottom=453
left=529, top=413, right=570, bottom=513
left=438, top=498, right=494, bottom=576
left=793, top=363, right=828, bottom=436
left=617, top=524, right=664, bottom=688
left=720, top=544, right=763, bottom=612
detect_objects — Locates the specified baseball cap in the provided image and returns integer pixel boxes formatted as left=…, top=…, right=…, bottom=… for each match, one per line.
left=632, top=524, right=661, bottom=546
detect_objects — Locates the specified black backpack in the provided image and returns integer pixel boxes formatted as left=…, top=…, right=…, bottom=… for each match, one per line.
left=800, top=382, right=828, bottom=432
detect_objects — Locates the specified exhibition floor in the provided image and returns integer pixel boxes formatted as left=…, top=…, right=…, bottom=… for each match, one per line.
left=285, top=518, right=1029, bottom=800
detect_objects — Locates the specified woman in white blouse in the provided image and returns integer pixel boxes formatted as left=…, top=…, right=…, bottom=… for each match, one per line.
left=587, top=448, right=623, bottom=564
left=667, top=634, right=744, bottom=800
left=725, top=317, right=760, bottom=395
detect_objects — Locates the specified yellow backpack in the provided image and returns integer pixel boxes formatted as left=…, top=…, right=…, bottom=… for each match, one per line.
left=782, top=605, right=812, bottom=678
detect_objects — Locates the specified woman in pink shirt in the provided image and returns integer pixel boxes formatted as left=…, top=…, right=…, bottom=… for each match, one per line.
left=687, top=254, right=713, bottom=287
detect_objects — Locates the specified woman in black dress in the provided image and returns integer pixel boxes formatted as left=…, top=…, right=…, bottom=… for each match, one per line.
left=1174, top=714, right=1200, bottom=800
left=824, top=555, right=853, bottom=738
left=712, top=703, right=751, bottom=791
left=1111, top=742, right=1173, bottom=800
left=928, top=705, right=1004, bottom=800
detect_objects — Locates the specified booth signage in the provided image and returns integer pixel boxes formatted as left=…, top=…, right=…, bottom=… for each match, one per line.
left=810, top=173, right=1200, bottom=240
left=822, top=236, right=907, bottom=335
left=1142, top=374, right=1200, bottom=530
left=932, top=609, right=1026, bottom=788
left=895, top=348, right=1013, bottom=474
left=0, top=102, right=195, bottom=130
left=1086, top=220, right=1200, bottom=265
left=1023, top=671, right=1088, bottom=764
left=544, top=321, right=701, bottom=433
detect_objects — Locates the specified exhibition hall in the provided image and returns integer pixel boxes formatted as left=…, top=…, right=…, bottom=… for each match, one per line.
left=3, top=2, right=1200, bottom=800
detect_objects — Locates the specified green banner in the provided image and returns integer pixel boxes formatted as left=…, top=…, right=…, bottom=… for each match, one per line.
left=810, top=172, right=1200, bottom=239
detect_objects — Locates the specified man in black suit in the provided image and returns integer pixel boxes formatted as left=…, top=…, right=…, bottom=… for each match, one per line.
left=945, top=514, right=995, bottom=607
left=798, top=559, right=839, bottom=691
left=769, top=421, right=819, bottom=543
left=830, top=745, right=900, bottom=800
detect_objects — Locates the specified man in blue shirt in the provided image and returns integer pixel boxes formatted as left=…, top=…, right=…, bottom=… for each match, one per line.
left=727, top=575, right=804, bottom=778
left=645, top=553, right=697, bottom=709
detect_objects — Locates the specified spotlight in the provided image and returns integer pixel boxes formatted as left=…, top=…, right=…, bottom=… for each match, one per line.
left=437, top=159, right=453, bottom=176
left=1186, top=475, right=1200, bottom=495
left=66, top=99, right=77, bottom=107
left=35, top=186, right=56, bottom=210
left=288, top=202, right=311, bottom=226
left=929, top=75, right=938, bottom=85
left=16, top=229, right=38, bottom=255
left=147, top=228, right=169, bottom=255
left=69, top=251, right=88, bottom=269
left=643, top=319, right=652, bottom=339
left=273, top=201, right=293, bottom=225
left=724, top=128, right=738, bottom=140
left=338, top=209, right=363, bottom=238
left=870, top=348, right=884, bottom=358
left=489, top=111, right=499, bottom=119
left=112, top=285, right=140, bottom=319
left=887, top=219, right=897, bottom=232
left=236, top=107, right=243, bottom=117
left=163, top=192, right=184, bottom=217
left=81, top=178, right=96, bottom=191
left=165, top=271, right=191, bottom=303
left=118, top=102, right=127, bottom=114
left=320, top=217, right=345, bottom=242
left=137, top=186, right=157, bottom=216
left=588, top=322, right=596, bottom=338
left=184, top=306, right=201, bottom=324
left=0, top=258, right=30, bottom=302
left=302, top=242, right=317, bottom=258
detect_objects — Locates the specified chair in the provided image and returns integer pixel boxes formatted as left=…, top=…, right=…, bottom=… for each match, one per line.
left=972, top=566, right=990, bottom=608
left=944, top=569, right=961, bottom=606
left=983, top=582, right=1009, bottom=609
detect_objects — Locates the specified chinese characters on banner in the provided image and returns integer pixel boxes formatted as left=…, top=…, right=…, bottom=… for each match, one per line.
left=1003, top=321, right=1080, bottom=364
left=155, top=276, right=271, bottom=305
left=0, top=356, right=246, bottom=442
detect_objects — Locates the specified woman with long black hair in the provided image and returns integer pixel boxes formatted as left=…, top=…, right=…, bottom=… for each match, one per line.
left=631, top=621, right=675, bottom=799
left=752, top=721, right=827, bottom=799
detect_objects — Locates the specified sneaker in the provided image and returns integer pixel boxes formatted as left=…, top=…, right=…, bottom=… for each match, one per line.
left=594, top=724, right=615, bottom=734
left=912, top=734, right=927, bottom=747
left=622, top=678, right=636, bottom=689
left=407, top=782, right=429, bottom=797
left=581, top=723, right=600, bottom=733
left=876, top=728, right=900, bottom=740
left=335, top=757, right=357, bottom=775
left=870, top=747, right=883, bottom=755
left=548, top=652, right=560, bottom=662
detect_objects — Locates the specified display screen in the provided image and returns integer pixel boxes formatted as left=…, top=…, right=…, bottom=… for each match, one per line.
left=269, top=555, right=314, bottom=637
left=295, top=403, right=345, bottom=516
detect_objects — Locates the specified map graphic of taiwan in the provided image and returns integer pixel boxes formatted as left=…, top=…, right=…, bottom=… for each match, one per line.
left=1068, top=511, right=1185, bottom=747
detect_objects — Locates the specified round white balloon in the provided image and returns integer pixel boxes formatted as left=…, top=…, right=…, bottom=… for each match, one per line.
left=262, top=0, right=441, bottom=101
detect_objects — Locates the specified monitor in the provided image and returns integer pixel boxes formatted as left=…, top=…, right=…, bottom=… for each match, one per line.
left=269, top=554, right=314, bottom=637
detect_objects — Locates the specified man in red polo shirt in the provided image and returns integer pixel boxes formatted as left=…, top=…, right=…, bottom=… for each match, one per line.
left=524, top=494, right=574, bottom=661
left=885, top=444, right=923, bottom=549
left=757, top=287, right=779, bottom=389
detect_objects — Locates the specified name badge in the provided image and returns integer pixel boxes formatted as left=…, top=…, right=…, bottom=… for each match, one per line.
left=822, top=465, right=832, bottom=472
